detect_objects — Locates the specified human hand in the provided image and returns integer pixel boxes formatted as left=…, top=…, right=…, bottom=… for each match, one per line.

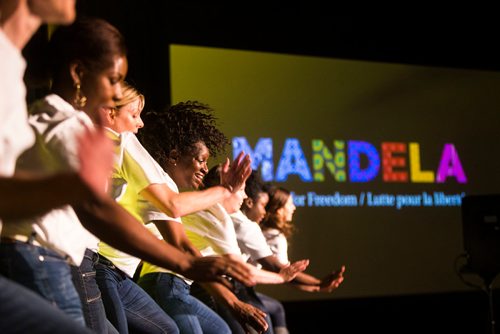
left=220, top=152, right=251, bottom=193
left=279, top=259, right=309, bottom=282
left=182, top=255, right=256, bottom=287
left=77, top=125, right=114, bottom=197
left=230, top=299, right=268, bottom=334
left=318, top=265, right=346, bottom=292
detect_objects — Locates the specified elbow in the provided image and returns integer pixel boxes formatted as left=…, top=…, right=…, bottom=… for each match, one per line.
left=161, top=200, right=182, bottom=218
left=168, top=205, right=183, bottom=219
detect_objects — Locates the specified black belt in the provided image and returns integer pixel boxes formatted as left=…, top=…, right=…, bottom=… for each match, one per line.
left=96, top=254, right=117, bottom=268
left=96, top=254, right=129, bottom=278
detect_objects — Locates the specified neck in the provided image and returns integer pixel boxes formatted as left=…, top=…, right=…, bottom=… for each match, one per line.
left=1, top=0, right=42, bottom=50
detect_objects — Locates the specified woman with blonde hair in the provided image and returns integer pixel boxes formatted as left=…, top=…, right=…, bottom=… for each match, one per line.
left=97, top=93, right=261, bottom=333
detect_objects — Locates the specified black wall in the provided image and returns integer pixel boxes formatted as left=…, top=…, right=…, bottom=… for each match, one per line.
left=73, top=2, right=500, bottom=111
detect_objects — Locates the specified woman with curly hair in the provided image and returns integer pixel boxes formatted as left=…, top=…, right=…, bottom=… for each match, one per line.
left=98, top=96, right=268, bottom=334
left=135, top=101, right=277, bottom=334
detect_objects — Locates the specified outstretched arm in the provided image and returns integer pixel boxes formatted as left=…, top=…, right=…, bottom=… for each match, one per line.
left=141, top=152, right=252, bottom=218
left=226, top=253, right=309, bottom=284
left=258, top=255, right=346, bottom=292
left=0, top=126, right=113, bottom=220
left=0, top=173, right=93, bottom=220
left=292, top=266, right=346, bottom=292
left=74, top=197, right=255, bottom=287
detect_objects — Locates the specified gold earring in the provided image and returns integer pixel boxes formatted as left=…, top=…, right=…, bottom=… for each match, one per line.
left=74, top=83, right=87, bottom=108
left=109, top=108, right=117, bottom=118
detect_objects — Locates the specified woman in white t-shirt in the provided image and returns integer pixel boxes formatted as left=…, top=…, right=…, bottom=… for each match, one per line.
left=260, top=187, right=296, bottom=266
left=98, top=95, right=267, bottom=334
left=0, top=2, right=102, bottom=333
left=182, top=166, right=309, bottom=334
left=238, top=172, right=346, bottom=334
left=261, top=186, right=346, bottom=293
left=1, top=18, right=254, bottom=334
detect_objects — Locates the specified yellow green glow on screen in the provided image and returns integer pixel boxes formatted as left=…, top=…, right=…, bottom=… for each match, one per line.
left=170, top=44, right=500, bottom=300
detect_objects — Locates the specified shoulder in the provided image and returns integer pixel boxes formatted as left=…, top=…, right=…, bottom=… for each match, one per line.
left=29, top=94, right=93, bottom=137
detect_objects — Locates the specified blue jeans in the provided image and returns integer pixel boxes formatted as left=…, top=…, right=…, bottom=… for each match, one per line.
left=232, top=280, right=275, bottom=334
left=0, top=241, right=85, bottom=326
left=71, top=249, right=119, bottom=334
left=0, top=274, right=92, bottom=334
left=190, top=281, right=274, bottom=334
left=138, top=272, right=231, bottom=334
left=95, top=255, right=179, bottom=334
left=257, top=292, right=287, bottom=329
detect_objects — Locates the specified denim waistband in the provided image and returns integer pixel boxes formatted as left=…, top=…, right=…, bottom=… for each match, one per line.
left=96, top=253, right=129, bottom=278
left=96, top=254, right=116, bottom=268
left=0, top=239, right=70, bottom=263
left=0, top=232, right=41, bottom=247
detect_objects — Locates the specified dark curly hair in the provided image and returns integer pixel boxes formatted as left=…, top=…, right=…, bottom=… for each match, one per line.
left=138, top=101, right=229, bottom=168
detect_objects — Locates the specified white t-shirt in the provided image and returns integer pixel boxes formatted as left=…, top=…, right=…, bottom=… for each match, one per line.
left=263, top=228, right=290, bottom=266
left=0, top=30, right=34, bottom=176
left=2, top=94, right=98, bottom=266
left=0, top=30, right=35, bottom=233
left=182, top=203, right=242, bottom=257
left=98, top=130, right=175, bottom=277
left=230, top=210, right=273, bottom=264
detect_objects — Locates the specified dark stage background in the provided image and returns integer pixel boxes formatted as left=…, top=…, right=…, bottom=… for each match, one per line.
left=25, top=3, right=500, bottom=333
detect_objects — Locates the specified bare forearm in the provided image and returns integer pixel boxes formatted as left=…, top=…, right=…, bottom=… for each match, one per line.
left=201, top=281, right=239, bottom=307
left=223, top=254, right=285, bottom=284
left=259, top=256, right=319, bottom=285
left=74, top=198, right=194, bottom=274
left=143, top=184, right=230, bottom=218
left=249, top=264, right=286, bottom=284
left=0, top=173, right=92, bottom=220
left=292, top=272, right=321, bottom=285
left=153, top=220, right=202, bottom=257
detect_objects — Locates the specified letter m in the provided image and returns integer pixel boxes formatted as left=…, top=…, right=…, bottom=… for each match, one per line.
left=232, top=137, right=274, bottom=181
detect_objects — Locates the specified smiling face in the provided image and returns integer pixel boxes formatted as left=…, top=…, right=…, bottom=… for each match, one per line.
left=169, top=141, right=210, bottom=190
left=243, top=192, right=269, bottom=223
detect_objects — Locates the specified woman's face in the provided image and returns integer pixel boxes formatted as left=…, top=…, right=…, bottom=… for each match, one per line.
left=172, top=141, right=210, bottom=190
left=223, top=182, right=248, bottom=214
left=279, top=194, right=296, bottom=222
left=81, top=55, right=128, bottom=120
left=110, top=98, right=144, bottom=134
left=244, top=192, right=269, bottom=223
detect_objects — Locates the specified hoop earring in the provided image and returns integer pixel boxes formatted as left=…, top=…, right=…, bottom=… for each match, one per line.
left=74, top=83, right=87, bottom=108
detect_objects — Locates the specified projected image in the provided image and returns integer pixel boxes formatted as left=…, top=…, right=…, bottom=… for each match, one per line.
left=169, top=44, right=500, bottom=300
left=233, top=137, right=467, bottom=209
